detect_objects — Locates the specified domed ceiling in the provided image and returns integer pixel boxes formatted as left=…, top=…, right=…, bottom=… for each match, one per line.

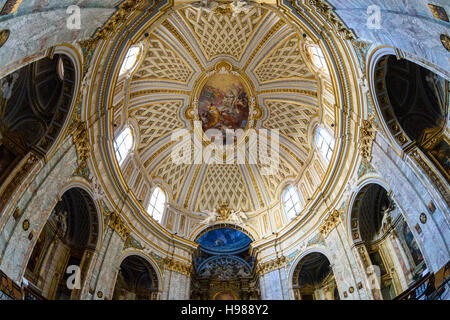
left=112, top=3, right=336, bottom=217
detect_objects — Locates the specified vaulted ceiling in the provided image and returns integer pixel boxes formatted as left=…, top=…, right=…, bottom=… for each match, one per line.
left=112, top=4, right=334, bottom=215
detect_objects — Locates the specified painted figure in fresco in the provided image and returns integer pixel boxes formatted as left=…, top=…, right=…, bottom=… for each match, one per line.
left=402, top=222, right=424, bottom=267
left=198, top=73, right=250, bottom=142
left=207, top=103, right=221, bottom=129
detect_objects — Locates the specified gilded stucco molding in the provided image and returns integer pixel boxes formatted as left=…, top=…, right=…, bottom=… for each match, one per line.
left=359, top=116, right=376, bottom=163
left=409, top=148, right=450, bottom=207
left=164, top=257, right=193, bottom=276
left=306, top=0, right=356, bottom=40
left=318, top=209, right=340, bottom=237
left=79, top=0, right=151, bottom=54
left=0, top=29, right=10, bottom=49
left=70, top=121, right=90, bottom=178
left=104, top=209, right=131, bottom=241
left=256, top=256, right=287, bottom=276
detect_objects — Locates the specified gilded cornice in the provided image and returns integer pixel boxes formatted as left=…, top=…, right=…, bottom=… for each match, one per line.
left=256, top=255, right=287, bottom=276
left=70, top=121, right=90, bottom=178
left=79, top=0, right=151, bottom=55
left=104, top=209, right=131, bottom=241
left=359, top=116, right=376, bottom=163
left=306, top=0, right=356, bottom=41
left=318, top=209, right=340, bottom=237
left=164, top=257, right=193, bottom=276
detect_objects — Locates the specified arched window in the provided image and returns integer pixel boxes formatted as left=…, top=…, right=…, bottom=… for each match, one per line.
left=119, top=46, right=141, bottom=76
left=283, top=185, right=302, bottom=221
left=114, top=127, right=133, bottom=166
left=315, top=127, right=335, bottom=162
left=147, top=187, right=166, bottom=223
left=309, top=45, right=328, bottom=72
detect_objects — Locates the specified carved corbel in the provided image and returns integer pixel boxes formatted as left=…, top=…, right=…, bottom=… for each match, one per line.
left=319, top=210, right=341, bottom=237
left=359, top=116, right=376, bottom=163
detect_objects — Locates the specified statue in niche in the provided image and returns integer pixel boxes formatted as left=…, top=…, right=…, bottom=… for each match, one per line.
left=380, top=199, right=396, bottom=233
left=55, top=209, right=68, bottom=237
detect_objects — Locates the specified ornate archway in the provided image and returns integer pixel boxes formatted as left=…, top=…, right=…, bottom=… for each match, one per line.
left=191, top=226, right=259, bottom=300
left=292, top=252, right=338, bottom=300
left=349, top=183, right=427, bottom=300
left=23, top=187, right=99, bottom=300
left=0, top=52, right=77, bottom=211
left=112, top=255, right=159, bottom=300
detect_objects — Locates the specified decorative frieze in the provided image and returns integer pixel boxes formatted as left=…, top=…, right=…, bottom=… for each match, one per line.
left=410, top=149, right=450, bottom=207
left=70, top=121, right=90, bottom=178
left=359, top=117, right=376, bottom=163
left=164, top=258, right=193, bottom=277
left=103, top=210, right=130, bottom=241
left=256, top=256, right=287, bottom=276
left=307, top=0, right=356, bottom=40
left=319, top=210, right=340, bottom=237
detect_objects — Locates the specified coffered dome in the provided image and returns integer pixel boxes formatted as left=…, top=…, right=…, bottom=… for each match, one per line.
left=109, top=2, right=337, bottom=233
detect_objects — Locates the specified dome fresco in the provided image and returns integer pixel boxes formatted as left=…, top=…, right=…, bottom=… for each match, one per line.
left=0, top=0, right=447, bottom=303
left=115, top=4, right=325, bottom=214
left=198, top=73, right=249, bottom=145
left=197, top=228, right=252, bottom=255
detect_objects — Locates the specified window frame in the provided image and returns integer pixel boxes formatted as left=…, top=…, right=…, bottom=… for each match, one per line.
left=308, top=45, right=329, bottom=73
left=119, top=45, right=141, bottom=77
left=146, top=187, right=166, bottom=223
left=114, top=127, right=134, bottom=166
left=283, top=185, right=302, bottom=221
left=315, top=126, right=335, bottom=162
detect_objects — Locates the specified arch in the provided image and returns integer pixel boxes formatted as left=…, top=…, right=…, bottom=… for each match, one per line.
left=0, top=48, right=79, bottom=189
left=57, top=178, right=104, bottom=251
left=23, top=186, right=101, bottom=300
left=288, top=246, right=333, bottom=291
left=46, top=44, right=83, bottom=158
left=192, top=222, right=257, bottom=243
left=289, top=249, right=338, bottom=300
left=367, top=46, right=449, bottom=162
left=191, top=225, right=258, bottom=300
left=347, top=182, right=428, bottom=299
left=110, top=250, right=163, bottom=297
left=111, top=252, right=161, bottom=300
left=347, top=177, right=391, bottom=246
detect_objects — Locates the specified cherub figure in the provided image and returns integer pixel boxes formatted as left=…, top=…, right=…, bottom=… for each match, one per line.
left=200, top=209, right=218, bottom=225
